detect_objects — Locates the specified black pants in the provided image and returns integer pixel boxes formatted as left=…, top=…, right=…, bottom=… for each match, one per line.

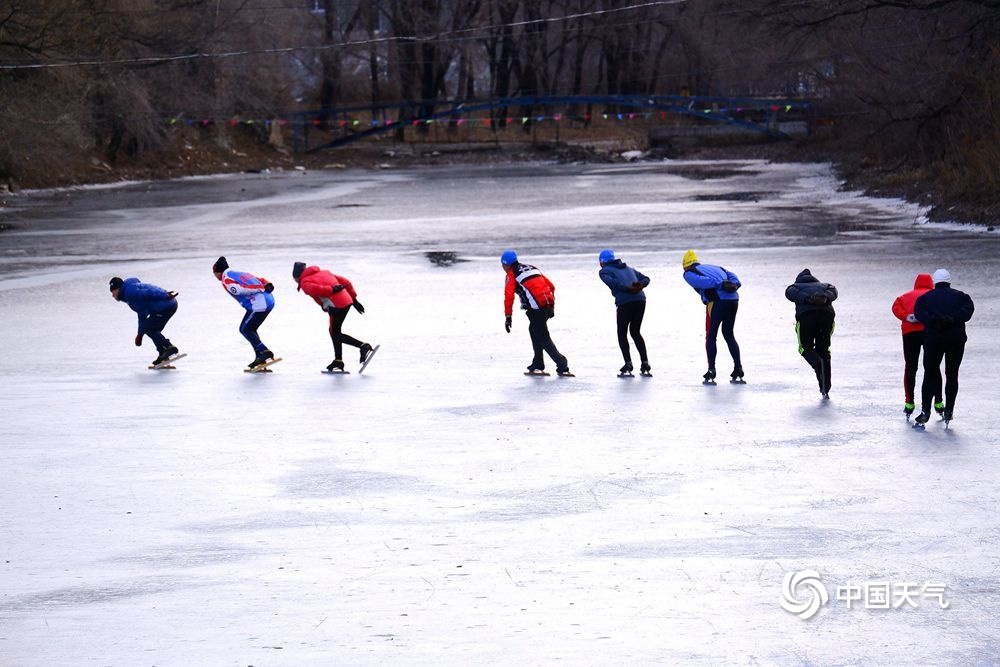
left=705, top=299, right=741, bottom=370
left=796, top=310, right=834, bottom=393
left=240, top=308, right=272, bottom=351
left=902, top=331, right=940, bottom=406
left=921, top=338, right=965, bottom=415
left=616, top=301, right=648, bottom=365
left=526, top=307, right=568, bottom=372
left=142, top=300, right=177, bottom=352
left=328, top=306, right=364, bottom=360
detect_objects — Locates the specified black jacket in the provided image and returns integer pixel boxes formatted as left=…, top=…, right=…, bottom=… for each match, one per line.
left=914, top=283, right=974, bottom=344
left=785, top=269, right=838, bottom=319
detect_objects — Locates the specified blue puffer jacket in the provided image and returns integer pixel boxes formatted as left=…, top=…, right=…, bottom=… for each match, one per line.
left=683, top=263, right=740, bottom=304
left=914, top=283, right=974, bottom=344
left=599, top=259, right=650, bottom=306
left=117, top=278, right=176, bottom=333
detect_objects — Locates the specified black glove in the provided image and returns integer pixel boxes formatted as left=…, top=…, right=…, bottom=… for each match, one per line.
left=628, top=281, right=644, bottom=294
left=720, top=280, right=738, bottom=293
left=352, top=299, right=365, bottom=314
left=332, top=284, right=345, bottom=294
left=134, top=334, right=143, bottom=347
left=264, top=282, right=274, bottom=293
left=505, top=316, right=512, bottom=333
left=167, top=291, right=178, bottom=299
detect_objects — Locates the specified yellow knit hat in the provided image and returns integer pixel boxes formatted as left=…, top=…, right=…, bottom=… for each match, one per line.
left=682, top=249, right=699, bottom=269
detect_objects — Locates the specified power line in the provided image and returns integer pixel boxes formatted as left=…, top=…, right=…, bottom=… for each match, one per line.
left=0, top=0, right=688, bottom=71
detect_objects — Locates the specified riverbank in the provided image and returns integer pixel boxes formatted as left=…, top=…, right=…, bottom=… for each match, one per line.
left=1, top=128, right=994, bottom=229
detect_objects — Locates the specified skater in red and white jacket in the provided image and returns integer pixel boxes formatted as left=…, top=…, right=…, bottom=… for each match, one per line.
left=501, top=250, right=571, bottom=376
left=292, top=261, right=374, bottom=371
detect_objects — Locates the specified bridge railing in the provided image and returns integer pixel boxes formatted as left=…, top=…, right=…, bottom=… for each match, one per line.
left=287, top=95, right=813, bottom=153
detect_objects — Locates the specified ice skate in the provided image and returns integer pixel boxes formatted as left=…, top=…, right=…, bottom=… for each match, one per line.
left=913, top=411, right=930, bottom=429
left=702, top=368, right=716, bottom=385
left=618, top=362, right=634, bottom=378
left=248, top=348, right=275, bottom=369
left=359, top=342, right=374, bottom=364
left=152, top=345, right=179, bottom=366
left=639, top=362, right=652, bottom=377
left=730, top=366, right=746, bottom=384
left=903, top=403, right=915, bottom=420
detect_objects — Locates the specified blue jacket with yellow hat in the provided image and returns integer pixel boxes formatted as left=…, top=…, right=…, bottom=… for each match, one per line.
left=682, top=250, right=740, bottom=304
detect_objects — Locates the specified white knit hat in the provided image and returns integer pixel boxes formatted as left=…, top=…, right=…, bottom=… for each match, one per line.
left=932, top=268, right=951, bottom=284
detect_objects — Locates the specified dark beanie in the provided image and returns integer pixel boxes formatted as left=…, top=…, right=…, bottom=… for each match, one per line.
left=109, top=277, right=123, bottom=292
left=292, top=261, right=306, bottom=280
left=213, top=256, right=229, bottom=274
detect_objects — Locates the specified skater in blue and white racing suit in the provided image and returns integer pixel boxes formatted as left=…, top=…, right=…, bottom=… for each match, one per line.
left=213, top=256, right=276, bottom=369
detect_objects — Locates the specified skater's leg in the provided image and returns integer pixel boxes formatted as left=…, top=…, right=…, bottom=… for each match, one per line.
left=526, top=309, right=547, bottom=369
left=920, top=342, right=945, bottom=414
left=145, top=300, right=178, bottom=351
left=627, top=301, right=648, bottom=364
left=239, top=310, right=270, bottom=350
left=705, top=303, right=720, bottom=369
left=537, top=307, right=568, bottom=372
left=795, top=319, right=822, bottom=373
left=815, top=318, right=833, bottom=393
left=718, top=300, right=742, bottom=369
left=942, top=341, right=965, bottom=415
left=615, top=305, right=632, bottom=364
left=901, top=332, right=922, bottom=405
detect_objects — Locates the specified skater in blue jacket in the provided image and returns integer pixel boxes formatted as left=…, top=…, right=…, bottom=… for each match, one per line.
left=598, top=249, right=651, bottom=376
left=109, top=276, right=180, bottom=365
left=682, top=249, right=743, bottom=383
left=212, top=256, right=276, bottom=369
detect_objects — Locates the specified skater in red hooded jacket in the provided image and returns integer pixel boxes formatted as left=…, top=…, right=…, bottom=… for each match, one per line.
left=891, top=273, right=941, bottom=419
left=293, top=261, right=375, bottom=372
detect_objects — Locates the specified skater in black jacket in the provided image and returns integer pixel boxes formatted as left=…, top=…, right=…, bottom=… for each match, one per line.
left=913, top=269, right=975, bottom=426
left=785, top=269, right=838, bottom=398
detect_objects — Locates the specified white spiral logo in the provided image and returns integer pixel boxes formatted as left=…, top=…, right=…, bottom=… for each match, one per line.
left=780, top=570, right=829, bottom=619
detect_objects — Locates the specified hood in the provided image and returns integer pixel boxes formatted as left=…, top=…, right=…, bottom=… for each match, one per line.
left=795, top=268, right=818, bottom=283
left=296, top=265, right=320, bottom=291
left=913, top=273, right=934, bottom=290
left=605, top=258, right=626, bottom=269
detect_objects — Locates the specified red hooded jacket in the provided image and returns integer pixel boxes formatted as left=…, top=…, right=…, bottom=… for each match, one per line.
left=892, top=273, right=934, bottom=335
left=297, top=266, right=357, bottom=309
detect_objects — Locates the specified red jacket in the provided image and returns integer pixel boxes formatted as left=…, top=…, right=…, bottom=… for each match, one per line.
left=892, top=273, right=933, bottom=334
left=504, top=262, right=555, bottom=316
left=297, top=266, right=357, bottom=309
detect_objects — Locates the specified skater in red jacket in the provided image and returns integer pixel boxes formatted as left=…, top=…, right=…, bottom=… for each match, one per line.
left=891, top=273, right=940, bottom=419
left=293, top=261, right=374, bottom=371
left=501, top=250, right=572, bottom=376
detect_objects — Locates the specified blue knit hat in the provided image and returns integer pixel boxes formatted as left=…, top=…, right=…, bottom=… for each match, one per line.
left=500, top=250, right=518, bottom=266
left=599, top=249, right=615, bottom=264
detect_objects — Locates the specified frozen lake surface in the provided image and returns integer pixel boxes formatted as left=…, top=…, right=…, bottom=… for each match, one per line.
left=1, top=160, right=998, bottom=665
